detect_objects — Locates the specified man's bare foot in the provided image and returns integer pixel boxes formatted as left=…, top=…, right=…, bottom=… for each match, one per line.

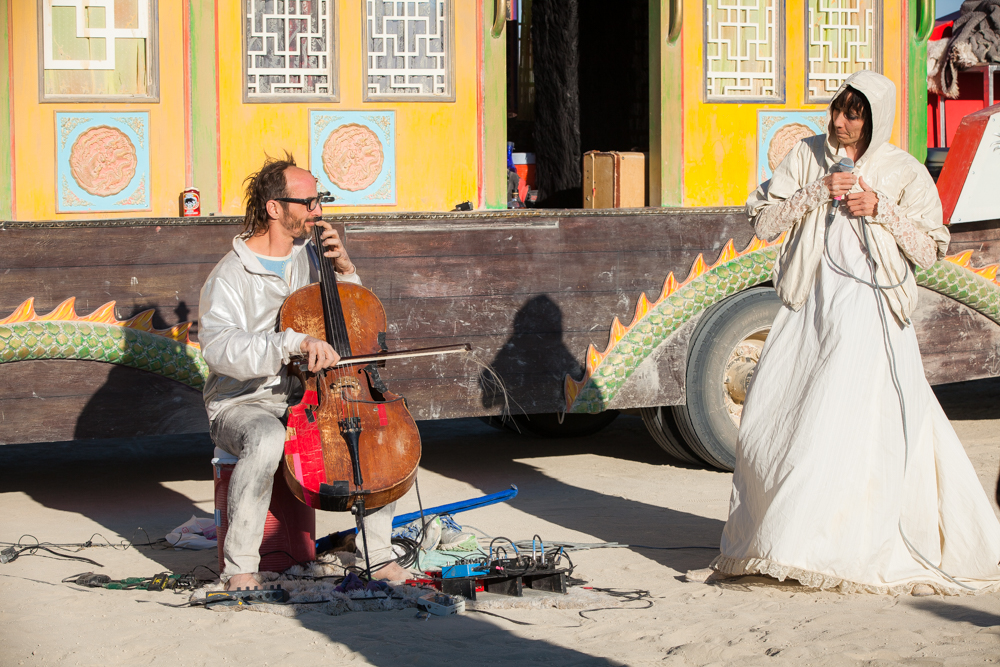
left=225, top=573, right=260, bottom=591
left=372, top=562, right=410, bottom=582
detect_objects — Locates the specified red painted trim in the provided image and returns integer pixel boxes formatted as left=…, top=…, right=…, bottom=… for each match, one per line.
left=7, top=0, right=15, bottom=219
left=213, top=0, right=223, bottom=211
left=936, top=106, right=999, bottom=224
left=930, top=22, right=953, bottom=42
left=182, top=0, right=193, bottom=188
left=476, top=0, right=484, bottom=209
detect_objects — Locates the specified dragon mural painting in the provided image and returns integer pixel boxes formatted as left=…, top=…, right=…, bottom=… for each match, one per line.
left=0, top=298, right=206, bottom=389
left=564, top=241, right=1000, bottom=414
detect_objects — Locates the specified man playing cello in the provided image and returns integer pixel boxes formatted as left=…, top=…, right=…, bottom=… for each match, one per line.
left=198, top=156, right=409, bottom=590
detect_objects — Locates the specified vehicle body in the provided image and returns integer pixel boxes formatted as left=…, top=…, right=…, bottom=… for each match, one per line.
left=1, top=1, right=999, bottom=471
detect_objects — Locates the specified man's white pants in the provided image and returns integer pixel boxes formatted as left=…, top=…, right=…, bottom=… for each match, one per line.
left=210, top=402, right=396, bottom=580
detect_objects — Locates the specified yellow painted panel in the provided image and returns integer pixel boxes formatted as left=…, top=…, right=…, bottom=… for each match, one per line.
left=11, top=3, right=186, bottom=221
left=884, top=0, right=905, bottom=151
left=217, top=0, right=480, bottom=215
left=681, top=0, right=907, bottom=207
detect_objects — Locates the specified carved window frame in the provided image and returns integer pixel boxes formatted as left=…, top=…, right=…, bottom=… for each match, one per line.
left=37, top=0, right=160, bottom=103
left=362, top=0, right=456, bottom=103
left=242, top=0, right=340, bottom=104
left=703, top=0, right=785, bottom=104
left=804, top=0, right=882, bottom=104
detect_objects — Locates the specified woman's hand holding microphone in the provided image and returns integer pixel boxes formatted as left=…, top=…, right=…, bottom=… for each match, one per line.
left=822, top=172, right=879, bottom=218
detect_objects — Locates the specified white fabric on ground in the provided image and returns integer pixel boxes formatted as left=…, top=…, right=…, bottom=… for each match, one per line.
left=165, top=515, right=217, bottom=550
left=713, top=210, right=1000, bottom=594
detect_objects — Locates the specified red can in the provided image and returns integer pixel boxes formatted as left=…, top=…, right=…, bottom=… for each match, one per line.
left=182, top=187, right=201, bottom=216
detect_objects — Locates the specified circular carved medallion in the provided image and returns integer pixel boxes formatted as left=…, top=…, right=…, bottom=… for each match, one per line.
left=322, top=124, right=384, bottom=192
left=767, top=123, right=816, bottom=172
left=69, top=126, right=138, bottom=197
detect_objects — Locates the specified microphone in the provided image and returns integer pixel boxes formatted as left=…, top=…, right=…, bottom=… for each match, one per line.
left=830, top=157, right=855, bottom=208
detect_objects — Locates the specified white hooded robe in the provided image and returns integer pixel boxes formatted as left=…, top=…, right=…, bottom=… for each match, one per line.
left=713, top=71, right=1000, bottom=594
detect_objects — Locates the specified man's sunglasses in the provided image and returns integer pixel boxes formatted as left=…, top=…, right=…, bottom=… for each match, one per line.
left=273, top=192, right=337, bottom=211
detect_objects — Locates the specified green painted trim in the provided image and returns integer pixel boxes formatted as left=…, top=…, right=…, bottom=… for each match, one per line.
left=189, top=0, right=220, bottom=214
left=907, top=0, right=929, bottom=163
left=651, top=0, right=683, bottom=207
left=661, top=23, right=683, bottom=205
left=482, top=0, right=506, bottom=210
left=0, top=321, right=208, bottom=389
left=648, top=0, right=661, bottom=206
left=0, top=0, right=13, bottom=219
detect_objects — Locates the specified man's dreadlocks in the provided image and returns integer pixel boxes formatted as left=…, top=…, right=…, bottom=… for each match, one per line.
left=241, top=153, right=296, bottom=239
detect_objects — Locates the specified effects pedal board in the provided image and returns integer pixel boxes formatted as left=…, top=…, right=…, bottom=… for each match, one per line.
left=438, top=555, right=568, bottom=601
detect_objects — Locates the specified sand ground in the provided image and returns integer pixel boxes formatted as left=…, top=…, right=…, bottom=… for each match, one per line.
left=1, top=378, right=999, bottom=667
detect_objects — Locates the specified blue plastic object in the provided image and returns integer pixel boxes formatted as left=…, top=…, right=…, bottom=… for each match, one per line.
left=315, top=485, right=518, bottom=552
left=392, top=484, right=518, bottom=528
left=441, top=562, right=490, bottom=578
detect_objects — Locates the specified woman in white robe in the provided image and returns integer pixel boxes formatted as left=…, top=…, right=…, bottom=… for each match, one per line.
left=711, top=70, right=1000, bottom=594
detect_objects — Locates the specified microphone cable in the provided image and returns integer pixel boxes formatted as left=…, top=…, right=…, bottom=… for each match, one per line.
left=822, top=190, right=978, bottom=593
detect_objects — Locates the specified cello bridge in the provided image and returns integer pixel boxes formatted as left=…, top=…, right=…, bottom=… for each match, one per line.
left=331, top=377, right=361, bottom=393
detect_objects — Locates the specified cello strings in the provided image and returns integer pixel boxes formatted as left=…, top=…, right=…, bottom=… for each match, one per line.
left=314, top=226, right=349, bottom=422
left=314, top=225, right=368, bottom=573
left=314, top=225, right=362, bottom=458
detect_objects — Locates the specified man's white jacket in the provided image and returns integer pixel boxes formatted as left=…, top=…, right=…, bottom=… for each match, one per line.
left=198, top=236, right=362, bottom=422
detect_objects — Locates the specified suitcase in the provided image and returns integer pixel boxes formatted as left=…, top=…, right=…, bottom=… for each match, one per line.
left=582, top=151, right=646, bottom=209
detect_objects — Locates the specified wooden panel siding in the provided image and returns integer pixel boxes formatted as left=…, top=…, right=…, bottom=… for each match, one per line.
left=2, top=211, right=999, bottom=443
left=913, top=288, right=1000, bottom=386
left=0, top=360, right=207, bottom=445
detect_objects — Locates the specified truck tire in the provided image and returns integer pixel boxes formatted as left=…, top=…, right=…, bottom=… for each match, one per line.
left=639, top=406, right=702, bottom=465
left=480, top=411, right=619, bottom=438
left=671, top=287, right=782, bottom=471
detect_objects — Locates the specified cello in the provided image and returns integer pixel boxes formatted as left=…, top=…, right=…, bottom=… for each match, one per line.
left=278, top=224, right=465, bottom=573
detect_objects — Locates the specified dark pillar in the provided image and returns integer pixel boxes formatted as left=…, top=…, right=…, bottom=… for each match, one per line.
left=531, top=0, right=581, bottom=207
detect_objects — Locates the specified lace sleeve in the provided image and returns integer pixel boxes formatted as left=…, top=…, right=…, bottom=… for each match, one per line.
left=871, top=193, right=938, bottom=269
left=754, top=179, right=830, bottom=241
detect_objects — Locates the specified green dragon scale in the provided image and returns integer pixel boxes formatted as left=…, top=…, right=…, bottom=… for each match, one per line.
left=564, top=240, right=1000, bottom=414
left=0, top=299, right=208, bottom=389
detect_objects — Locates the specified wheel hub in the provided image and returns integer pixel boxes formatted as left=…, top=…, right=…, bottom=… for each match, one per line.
left=722, top=328, right=769, bottom=428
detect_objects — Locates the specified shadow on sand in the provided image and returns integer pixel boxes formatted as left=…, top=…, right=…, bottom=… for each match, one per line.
left=417, top=415, right=725, bottom=575
left=910, top=597, right=1000, bottom=628
left=0, top=415, right=712, bottom=664
left=0, top=433, right=219, bottom=577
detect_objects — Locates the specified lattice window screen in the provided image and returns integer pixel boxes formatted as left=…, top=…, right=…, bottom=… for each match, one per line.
left=705, top=0, right=783, bottom=102
left=806, top=0, right=880, bottom=103
left=364, top=0, right=454, bottom=101
left=245, top=0, right=337, bottom=102
left=40, top=0, right=158, bottom=101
